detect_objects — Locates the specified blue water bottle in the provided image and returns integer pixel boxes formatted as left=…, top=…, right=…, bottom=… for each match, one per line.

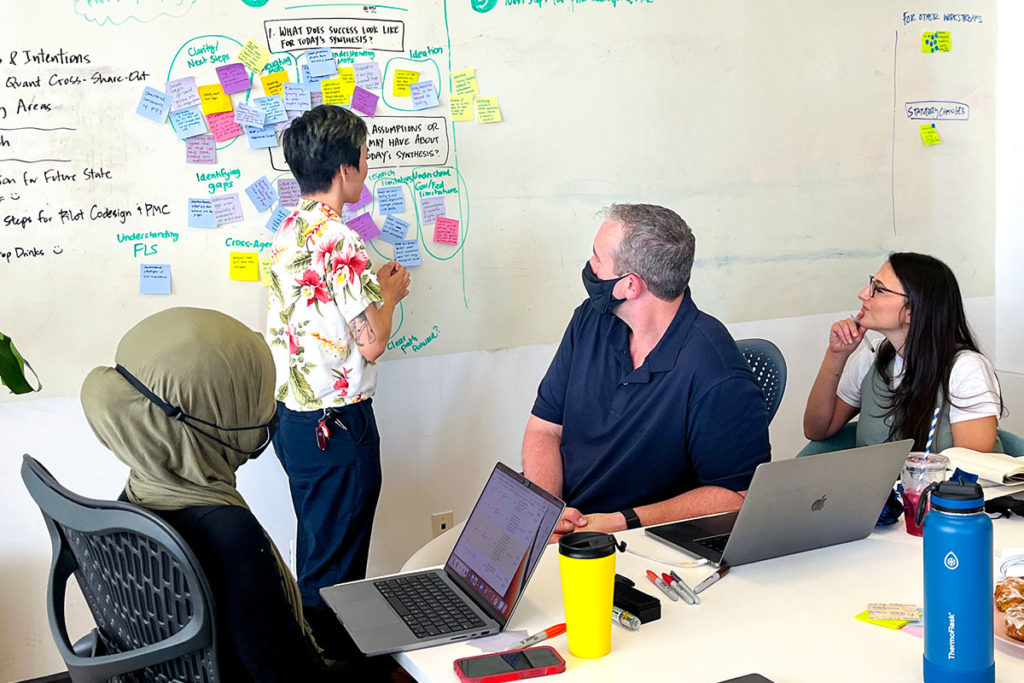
left=916, top=480, right=993, bottom=682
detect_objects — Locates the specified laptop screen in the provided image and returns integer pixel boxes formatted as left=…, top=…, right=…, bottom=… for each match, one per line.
left=444, top=463, right=564, bottom=624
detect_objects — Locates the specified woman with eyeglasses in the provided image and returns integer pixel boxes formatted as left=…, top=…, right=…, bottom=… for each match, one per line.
left=803, top=252, right=1004, bottom=453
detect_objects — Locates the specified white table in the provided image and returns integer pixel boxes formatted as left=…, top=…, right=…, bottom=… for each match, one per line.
left=395, top=518, right=1024, bottom=682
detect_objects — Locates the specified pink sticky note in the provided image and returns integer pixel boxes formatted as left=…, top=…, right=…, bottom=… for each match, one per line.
left=185, top=134, right=217, bottom=164
left=433, top=216, right=460, bottom=246
left=206, top=111, right=243, bottom=142
left=351, top=86, right=378, bottom=117
left=216, top=62, right=251, bottom=95
left=346, top=212, right=380, bottom=241
left=310, top=90, right=324, bottom=107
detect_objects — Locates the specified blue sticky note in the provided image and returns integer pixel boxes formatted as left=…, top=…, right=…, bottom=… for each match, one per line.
left=246, top=176, right=278, bottom=212
left=282, top=83, right=312, bottom=111
left=419, top=195, right=446, bottom=226
left=380, top=215, right=410, bottom=244
left=211, top=193, right=243, bottom=225
left=376, top=185, right=405, bottom=214
left=170, top=106, right=208, bottom=139
left=254, top=95, right=289, bottom=124
left=234, top=102, right=266, bottom=127
left=187, top=198, right=217, bottom=228
left=140, top=264, right=172, bottom=294
left=409, top=80, right=439, bottom=110
left=265, top=205, right=292, bottom=233
left=300, top=64, right=332, bottom=92
left=244, top=124, right=278, bottom=149
left=394, top=239, right=422, bottom=266
left=305, top=47, right=337, bottom=77
left=136, top=86, right=171, bottom=123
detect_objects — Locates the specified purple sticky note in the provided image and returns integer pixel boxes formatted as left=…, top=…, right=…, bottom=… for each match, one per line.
left=245, top=176, right=278, bottom=213
left=185, top=134, right=216, bottom=164
left=266, top=205, right=292, bottom=233
left=244, top=124, right=278, bottom=149
left=136, top=86, right=171, bottom=123
left=394, top=239, right=422, bottom=266
left=345, top=185, right=373, bottom=213
left=282, top=83, right=311, bottom=111
left=353, top=62, right=382, bottom=91
left=380, top=215, right=410, bottom=244
left=170, top=106, right=208, bottom=139
left=234, top=102, right=266, bottom=127
left=346, top=212, right=380, bottom=241
left=166, top=76, right=200, bottom=112
left=409, top=80, right=439, bottom=110
left=305, top=47, right=337, bottom=78
left=433, top=216, right=459, bottom=245
left=419, top=195, right=446, bottom=226
left=276, top=111, right=300, bottom=133
left=211, top=193, right=243, bottom=225
left=351, top=86, right=378, bottom=117
left=187, top=198, right=217, bottom=228
left=206, top=111, right=244, bottom=142
left=216, top=62, right=251, bottom=95
left=140, top=264, right=172, bottom=295
left=278, top=178, right=301, bottom=207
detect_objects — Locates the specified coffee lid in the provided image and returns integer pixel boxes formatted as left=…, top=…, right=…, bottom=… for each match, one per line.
left=558, top=532, right=623, bottom=559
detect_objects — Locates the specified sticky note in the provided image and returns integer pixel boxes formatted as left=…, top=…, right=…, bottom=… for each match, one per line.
left=321, top=78, right=351, bottom=106
left=920, top=124, right=941, bottom=146
left=187, top=198, right=217, bottom=228
left=376, top=185, right=405, bottom=214
left=206, top=111, right=244, bottom=142
left=350, top=86, right=378, bottom=117
left=354, top=61, right=382, bottom=91
left=346, top=212, right=380, bottom=241
left=216, top=62, right=251, bottom=95
left=419, top=195, right=446, bottom=226
left=266, top=205, right=292, bottom=233
left=136, top=86, right=171, bottom=123
left=260, top=257, right=273, bottom=287
left=451, top=69, right=479, bottom=96
left=409, top=80, right=439, bottom=110
left=185, top=134, right=217, bottom=164
left=380, top=215, right=410, bottom=244
left=393, top=70, right=419, bottom=97
left=854, top=610, right=912, bottom=630
left=345, top=185, right=373, bottom=213
left=211, top=193, right=243, bottom=225
left=449, top=95, right=474, bottom=122
left=305, top=47, right=337, bottom=77
left=198, top=84, right=232, bottom=115
left=261, top=71, right=290, bottom=97
left=140, top=264, right=172, bottom=295
left=170, top=106, right=208, bottom=139
left=278, top=177, right=302, bottom=207
left=238, top=39, right=271, bottom=74
left=276, top=112, right=299, bottom=133
left=166, top=76, right=200, bottom=111
left=246, top=176, right=278, bottom=212
left=310, top=90, right=324, bottom=107
left=234, top=102, right=266, bottom=127
left=394, top=239, right=422, bottom=267
left=282, top=83, right=312, bottom=111
left=338, top=67, right=357, bottom=93
left=244, top=123, right=278, bottom=149
left=922, top=31, right=952, bottom=53
left=475, top=97, right=502, bottom=124
left=868, top=604, right=921, bottom=621
left=300, top=64, right=332, bottom=92
left=254, top=95, right=289, bottom=124
left=433, top=216, right=459, bottom=246
left=229, top=252, right=260, bottom=281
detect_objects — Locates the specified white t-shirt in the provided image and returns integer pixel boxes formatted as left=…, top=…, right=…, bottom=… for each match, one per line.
left=836, top=344, right=1002, bottom=424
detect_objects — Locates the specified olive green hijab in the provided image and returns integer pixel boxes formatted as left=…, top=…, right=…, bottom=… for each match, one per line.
left=81, top=307, right=312, bottom=641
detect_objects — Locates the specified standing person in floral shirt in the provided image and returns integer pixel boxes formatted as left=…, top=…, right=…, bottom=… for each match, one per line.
left=266, top=105, right=411, bottom=649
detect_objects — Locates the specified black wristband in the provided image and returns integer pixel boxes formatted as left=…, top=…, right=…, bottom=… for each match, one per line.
left=621, top=508, right=642, bottom=530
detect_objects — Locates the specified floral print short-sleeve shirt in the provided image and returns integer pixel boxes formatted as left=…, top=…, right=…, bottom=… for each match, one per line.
left=266, top=199, right=383, bottom=411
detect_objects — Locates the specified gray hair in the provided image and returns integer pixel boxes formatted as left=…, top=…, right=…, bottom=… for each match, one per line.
left=604, top=203, right=695, bottom=300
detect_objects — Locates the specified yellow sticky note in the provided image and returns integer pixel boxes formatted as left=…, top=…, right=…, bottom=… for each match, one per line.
left=337, top=67, right=357, bottom=95
left=238, top=39, right=271, bottom=74
left=260, top=257, right=273, bottom=287
left=475, top=96, right=502, bottom=123
left=260, top=71, right=290, bottom=97
left=922, top=31, right=952, bottom=53
left=449, top=95, right=474, bottom=122
left=854, top=610, right=911, bottom=630
left=321, top=78, right=351, bottom=105
left=451, top=68, right=479, bottom=96
left=393, top=70, right=419, bottom=97
left=230, top=252, right=260, bottom=282
left=197, top=84, right=232, bottom=115
left=920, top=124, right=941, bottom=146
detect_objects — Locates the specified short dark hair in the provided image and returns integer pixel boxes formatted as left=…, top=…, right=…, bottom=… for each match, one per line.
left=282, top=105, right=368, bottom=195
left=605, top=203, right=695, bottom=300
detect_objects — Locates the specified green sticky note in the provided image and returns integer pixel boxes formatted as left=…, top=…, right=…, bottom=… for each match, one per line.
left=854, top=609, right=911, bottom=630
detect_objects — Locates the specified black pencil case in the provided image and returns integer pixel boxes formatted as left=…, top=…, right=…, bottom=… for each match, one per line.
left=614, top=574, right=661, bottom=623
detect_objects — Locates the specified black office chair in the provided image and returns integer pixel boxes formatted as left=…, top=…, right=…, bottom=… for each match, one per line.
left=736, top=338, right=787, bottom=425
left=21, top=454, right=220, bottom=682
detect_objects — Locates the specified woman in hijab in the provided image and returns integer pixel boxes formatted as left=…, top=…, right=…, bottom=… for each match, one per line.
left=81, top=307, right=394, bottom=682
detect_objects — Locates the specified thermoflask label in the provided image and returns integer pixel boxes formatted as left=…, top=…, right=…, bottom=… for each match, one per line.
left=943, top=551, right=959, bottom=570
left=947, top=612, right=956, bottom=660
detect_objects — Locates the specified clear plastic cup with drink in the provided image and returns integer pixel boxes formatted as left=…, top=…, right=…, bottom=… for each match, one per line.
left=900, top=452, right=949, bottom=536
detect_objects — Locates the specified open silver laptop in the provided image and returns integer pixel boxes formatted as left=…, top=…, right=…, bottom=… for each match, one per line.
left=321, top=462, right=565, bottom=656
left=645, top=440, right=913, bottom=567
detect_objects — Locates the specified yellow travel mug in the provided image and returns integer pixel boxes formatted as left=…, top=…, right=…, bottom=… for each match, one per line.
left=558, top=532, right=621, bottom=659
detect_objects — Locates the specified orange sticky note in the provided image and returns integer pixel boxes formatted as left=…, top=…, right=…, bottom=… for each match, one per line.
left=197, top=84, right=232, bottom=115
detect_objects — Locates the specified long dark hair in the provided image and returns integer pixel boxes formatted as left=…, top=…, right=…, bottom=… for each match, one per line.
left=874, top=252, right=1002, bottom=449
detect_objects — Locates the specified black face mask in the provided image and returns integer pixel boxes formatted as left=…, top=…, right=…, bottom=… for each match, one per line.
left=115, top=364, right=278, bottom=458
left=582, top=262, right=629, bottom=315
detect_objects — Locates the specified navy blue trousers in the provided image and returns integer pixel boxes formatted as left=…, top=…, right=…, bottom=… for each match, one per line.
left=273, top=400, right=382, bottom=608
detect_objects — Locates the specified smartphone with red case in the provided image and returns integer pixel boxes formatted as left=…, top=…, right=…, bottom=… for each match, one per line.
left=453, top=645, right=566, bottom=683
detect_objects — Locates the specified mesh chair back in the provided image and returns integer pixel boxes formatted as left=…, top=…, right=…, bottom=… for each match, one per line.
left=21, top=454, right=218, bottom=683
left=736, top=338, right=787, bottom=424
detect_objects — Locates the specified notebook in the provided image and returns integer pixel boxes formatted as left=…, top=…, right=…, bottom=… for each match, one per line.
left=645, top=440, right=913, bottom=568
left=321, top=462, right=565, bottom=656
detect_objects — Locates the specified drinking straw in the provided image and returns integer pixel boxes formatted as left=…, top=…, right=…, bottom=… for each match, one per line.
left=924, top=406, right=941, bottom=455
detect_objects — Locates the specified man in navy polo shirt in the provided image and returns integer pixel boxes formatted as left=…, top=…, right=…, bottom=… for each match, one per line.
left=522, top=203, right=771, bottom=538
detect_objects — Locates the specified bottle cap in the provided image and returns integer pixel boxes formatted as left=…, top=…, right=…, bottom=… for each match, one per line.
left=930, top=480, right=984, bottom=513
left=558, top=532, right=625, bottom=559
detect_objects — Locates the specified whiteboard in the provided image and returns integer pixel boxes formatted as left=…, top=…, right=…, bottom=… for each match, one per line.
left=0, top=1, right=995, bottom=400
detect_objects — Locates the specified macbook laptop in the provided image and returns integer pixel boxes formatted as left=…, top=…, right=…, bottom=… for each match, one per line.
left=645, top=440, right=913, bottom=568
left=321, top=462, right=565, bottom=656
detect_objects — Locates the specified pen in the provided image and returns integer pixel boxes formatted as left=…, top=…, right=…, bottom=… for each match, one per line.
left=668, top=570, right=701, bottom=605
left=612, top=605, right=641, bottom=630
left=661, top=572, right=695, bottom=605
left=849, top=314, right=875, bottom=353
left=508, top=623, right=566, bottom=650
left=693, top=564, right=730, bottom=594
left=645, top=569, right=679, bottom=601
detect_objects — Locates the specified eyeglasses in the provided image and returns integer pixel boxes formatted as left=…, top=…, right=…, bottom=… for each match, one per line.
left=868, top=275, right=908, bottom=299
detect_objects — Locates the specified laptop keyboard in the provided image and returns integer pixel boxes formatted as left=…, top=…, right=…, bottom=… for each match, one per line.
left=694, top=534, right=730, bottom=553
left=374, top=573, right=486, bottom=639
